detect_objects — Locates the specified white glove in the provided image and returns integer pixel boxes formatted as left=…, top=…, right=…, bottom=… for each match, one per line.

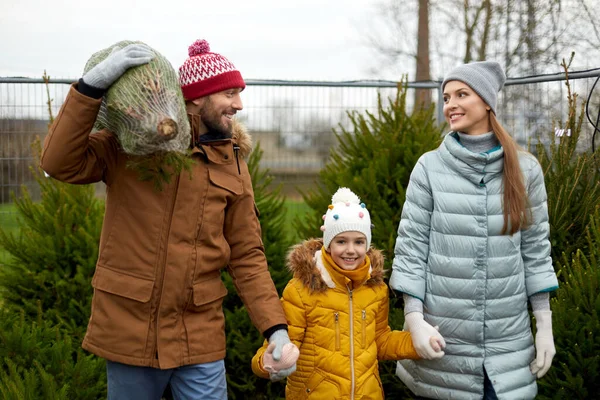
left=404, top=312, right=446, bottom=359
left=83, top=43, right=154, bottom=89
left=530, top=310, right=555, bottom=378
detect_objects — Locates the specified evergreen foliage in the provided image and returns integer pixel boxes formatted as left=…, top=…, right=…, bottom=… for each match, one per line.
left=126, top=151, right=193, bottom=192
left=534, top=57, right=600, bottom=260
left=245, top=142, right=292, bottom=293
left=222, top=142, right=290, bottom=400
left=296, top=82, right=444, bottom=266
left=0, top=139, right=106, bottom=399
left=2, top=66, right=598, bottom=399
left=295, top=83, right=444, bottom=398
left=0, top=139, right=103, bottom=339
left=0, top=309, right=106, bottom=400
left=537, top=210, right=600, bottom=399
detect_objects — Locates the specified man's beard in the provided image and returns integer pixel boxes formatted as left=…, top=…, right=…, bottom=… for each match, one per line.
left=200, top=99, right=233, bottom=138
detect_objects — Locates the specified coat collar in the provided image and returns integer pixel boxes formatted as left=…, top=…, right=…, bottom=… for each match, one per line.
left=438, top=132, right=504, bottom=186
left=187, top=113, right=252, bottom=158
left=286, top=238, right=386, bottom=293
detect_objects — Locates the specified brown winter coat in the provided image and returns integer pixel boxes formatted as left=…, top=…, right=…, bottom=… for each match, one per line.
left=41, top=85, right=287, bottom=369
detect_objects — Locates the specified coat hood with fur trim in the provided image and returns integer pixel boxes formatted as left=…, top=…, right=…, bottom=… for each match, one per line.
left=286, top=238, right=386, bottom=293
left=188, top=114, right=252, bottom=158
left=252, top=238, right=419, bottom=399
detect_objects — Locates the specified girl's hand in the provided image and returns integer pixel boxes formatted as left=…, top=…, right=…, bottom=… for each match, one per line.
left=429, top=334, right=445, bottom=353
left=263, top=342, right=300, bottom=379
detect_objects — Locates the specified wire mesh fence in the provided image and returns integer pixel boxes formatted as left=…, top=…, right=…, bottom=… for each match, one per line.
left=1, top=70, right=599, bottom=262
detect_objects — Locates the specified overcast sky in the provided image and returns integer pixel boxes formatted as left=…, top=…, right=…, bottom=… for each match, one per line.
left=0, top=0, right=388, bottom=82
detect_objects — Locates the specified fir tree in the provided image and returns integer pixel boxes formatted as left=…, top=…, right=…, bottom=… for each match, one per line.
left=534, top=56, right=600, bottom=260
left=0, top=73, right=107, bottom=399
left=222, top=142, right=290, bottom=399
left=0, top=139, right=103, bottom=338
left=296, top=82, right=444, bottom=266
left=295, top=82, right=444, bottom=398
left=537, top=209, right=600, bottom=399
left=0, top=309, right=106, bottom=400
left=245, top=142, right=291, bottom=293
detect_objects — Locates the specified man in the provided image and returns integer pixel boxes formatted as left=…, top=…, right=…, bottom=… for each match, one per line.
left=41, top=39, right=294, bottom=400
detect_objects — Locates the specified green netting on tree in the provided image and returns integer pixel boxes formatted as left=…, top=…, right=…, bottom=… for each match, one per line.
left=83, top=40, right=191, bottom=156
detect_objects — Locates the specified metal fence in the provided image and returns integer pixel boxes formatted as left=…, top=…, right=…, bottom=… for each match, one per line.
left=1, top=70, right=599, bottom=245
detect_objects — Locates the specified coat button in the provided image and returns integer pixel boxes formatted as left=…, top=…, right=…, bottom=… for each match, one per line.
left=224, top=155, right=229, bottom=160
left=306, top=388, right=311, bottom=393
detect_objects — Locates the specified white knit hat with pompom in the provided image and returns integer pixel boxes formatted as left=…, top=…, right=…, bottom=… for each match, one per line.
left=321, top=187, right=371, bottom=249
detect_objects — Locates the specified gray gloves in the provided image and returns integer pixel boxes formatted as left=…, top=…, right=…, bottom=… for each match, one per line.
left=269, top=365, right=296, bottom=382
left=266, top=329, right=296, bottom=381
left=82, top=43, right=154, bottom=90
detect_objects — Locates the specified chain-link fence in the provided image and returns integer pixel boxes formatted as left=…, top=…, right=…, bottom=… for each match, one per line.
left=1, top=70, right=599, bottom=261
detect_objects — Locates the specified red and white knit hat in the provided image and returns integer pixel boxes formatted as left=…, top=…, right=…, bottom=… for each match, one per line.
left=178, top=39, right=246, bottom=100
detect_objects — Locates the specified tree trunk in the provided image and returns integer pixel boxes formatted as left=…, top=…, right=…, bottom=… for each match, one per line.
left=414, top=0, right=431, bottom=110
left=526, top=0, right=537, bottom=75
left=478, top=0, right=492, bottom=60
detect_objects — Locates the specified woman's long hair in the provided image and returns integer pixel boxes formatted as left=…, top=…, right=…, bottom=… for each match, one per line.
left=490, top=112, right=530, bottom=235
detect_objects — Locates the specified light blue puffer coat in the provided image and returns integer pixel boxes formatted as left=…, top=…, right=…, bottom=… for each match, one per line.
left=389, top=132, right=558, bottom=400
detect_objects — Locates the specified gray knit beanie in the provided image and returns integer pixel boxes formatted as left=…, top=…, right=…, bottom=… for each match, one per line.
left=442, top=61, right=506, bottom=114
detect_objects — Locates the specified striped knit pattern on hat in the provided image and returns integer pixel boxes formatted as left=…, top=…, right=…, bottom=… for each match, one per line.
left=178, top=39, right=245, bottom=100
left=321, top=187, right=372, bottom=250
left=442, top=61, right=506, bottom=115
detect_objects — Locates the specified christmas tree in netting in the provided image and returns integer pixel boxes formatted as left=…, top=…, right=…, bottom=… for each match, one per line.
left=83, top=40, right=193, bottom=190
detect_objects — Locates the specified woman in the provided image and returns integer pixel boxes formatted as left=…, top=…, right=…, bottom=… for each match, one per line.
left=389, top=61, right=558, bottom=400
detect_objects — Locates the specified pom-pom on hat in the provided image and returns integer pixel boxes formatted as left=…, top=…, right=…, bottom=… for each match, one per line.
left=178, top=39, right=246, bottom=101
left=321, top=187, right=372, bottom=249
left=441, top=61, right=506, bottom=115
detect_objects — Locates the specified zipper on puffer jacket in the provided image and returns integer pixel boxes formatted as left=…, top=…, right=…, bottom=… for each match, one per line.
left=361, top=310, right=366, bottom=348
left=334, top=312, right=340, bottom=351
left=348, top=288, right=355, bottom=400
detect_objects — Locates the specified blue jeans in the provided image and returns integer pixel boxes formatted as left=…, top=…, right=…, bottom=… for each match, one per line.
left=106, top=359, right=227, bottom=400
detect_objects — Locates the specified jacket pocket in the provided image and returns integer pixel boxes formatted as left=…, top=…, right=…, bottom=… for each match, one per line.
left=334, top=312, right=340, bottom=351
left=201, top=168, right=243, bottom=229
left=361, top=309, right=367, bottom=349
left=92, top=265, right=154, bottom=302
left=184, top=277, right=229, bottom=356
left=208, top=168, right=243, bottom=195
left=88, top=266, right=154, bottom=356
left=193, top=278, right=228, bottom=306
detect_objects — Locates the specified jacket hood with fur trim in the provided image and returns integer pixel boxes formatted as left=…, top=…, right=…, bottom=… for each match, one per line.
left=286, top=238, right=386, bottom=293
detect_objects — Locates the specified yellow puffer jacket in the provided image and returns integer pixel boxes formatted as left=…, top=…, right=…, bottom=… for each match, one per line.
left=252, top=239, right=419, bottom=399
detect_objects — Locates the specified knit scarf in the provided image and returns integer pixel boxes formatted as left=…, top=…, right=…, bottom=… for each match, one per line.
left=321, top=246, right=371, bottom=289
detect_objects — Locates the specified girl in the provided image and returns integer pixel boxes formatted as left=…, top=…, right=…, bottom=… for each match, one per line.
left=252, top=188, right=444, bottom=399
left=389, top=61, right=559, bottom=400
